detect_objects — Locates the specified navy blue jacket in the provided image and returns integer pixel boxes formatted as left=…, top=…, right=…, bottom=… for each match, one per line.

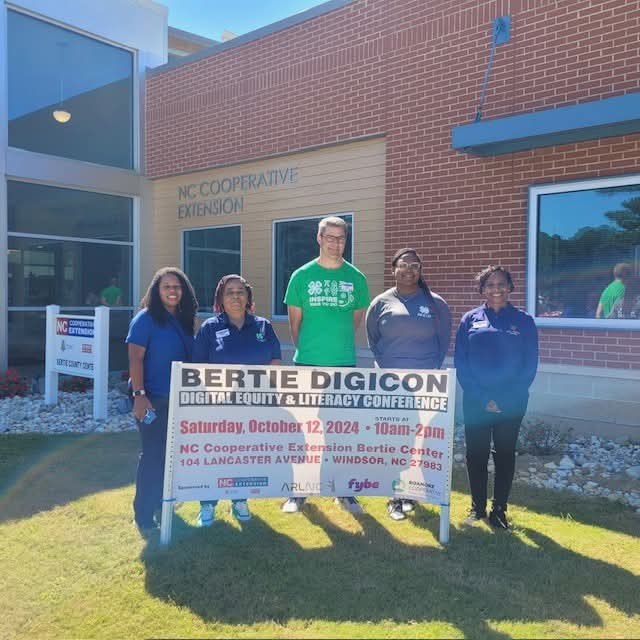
left=193, top=313, right=281, bottom=365
left=454, top=303, right=538, bottom=416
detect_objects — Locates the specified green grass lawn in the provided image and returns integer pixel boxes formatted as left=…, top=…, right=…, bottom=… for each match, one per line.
left=1, top=433, right=639, bottom=639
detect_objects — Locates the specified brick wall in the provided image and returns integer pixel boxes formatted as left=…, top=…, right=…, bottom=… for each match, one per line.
left=145, top=0, right=640, bottom=370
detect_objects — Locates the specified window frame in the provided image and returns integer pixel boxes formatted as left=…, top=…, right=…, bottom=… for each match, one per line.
left=6, top=6, right=138, bottom=171
left=271, top=212, right=355, bottom=321
left=181, top=223, right=243, bottom=318
left=527, top=173, right=640, bottom=330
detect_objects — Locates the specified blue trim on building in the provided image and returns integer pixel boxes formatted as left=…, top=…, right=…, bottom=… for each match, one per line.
left=149, top=0, right=354, bottom=76
left=452, top=92, right=640, bottom=156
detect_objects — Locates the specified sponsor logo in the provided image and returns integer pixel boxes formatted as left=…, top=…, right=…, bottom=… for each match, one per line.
left=281, top=480, right=336, bottom=493
left=391, top=479, right=406, bottom=492
left=82, top=344, right=92, bottom=353
left=59, top=339, right=72, bottom=352
left=347, top=478, right=380, bottom=492
left=56, top=317, right=94, bottom=337
left=339, top=281, right=354, bottom=292
left=217, top=476, right=269, bottom=488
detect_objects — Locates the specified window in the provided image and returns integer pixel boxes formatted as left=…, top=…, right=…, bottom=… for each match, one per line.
left=7, top=181, right=134, bottom=366
left=272, top=214, right=353, bottom=317
left=7, top=10, right=134, bottom=169
left=183, top=226, right=241, bottom=311
left=528, top=175, right=640, bottom=328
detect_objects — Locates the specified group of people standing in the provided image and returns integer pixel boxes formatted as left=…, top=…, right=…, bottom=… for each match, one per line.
left=126, top=216, right=538, bottom=534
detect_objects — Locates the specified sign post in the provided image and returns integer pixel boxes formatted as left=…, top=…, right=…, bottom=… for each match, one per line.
left=160, top=363, right=456, bottom=546
left=45, top=304, right=110, bottom=420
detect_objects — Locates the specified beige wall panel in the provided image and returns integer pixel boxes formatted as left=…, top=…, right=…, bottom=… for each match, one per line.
left=149, top=138, right=386, bottom=346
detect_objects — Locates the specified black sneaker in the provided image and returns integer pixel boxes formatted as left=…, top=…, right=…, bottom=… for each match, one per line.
left=463, top=507, right=487, bottom=525
left=387, top=499, right=406, bottom=521
left=489, top=507, right=509, bottom=530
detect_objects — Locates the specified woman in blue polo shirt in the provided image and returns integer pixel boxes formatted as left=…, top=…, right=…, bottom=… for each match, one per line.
left=127, top=267, right=198, bottom=533
left=194, top=274, right=281, bottom=526
left=454, top=266, right=538, bottom=530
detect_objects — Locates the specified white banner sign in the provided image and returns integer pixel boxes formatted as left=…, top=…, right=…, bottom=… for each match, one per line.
left=161, top=364, right=456, bottom=545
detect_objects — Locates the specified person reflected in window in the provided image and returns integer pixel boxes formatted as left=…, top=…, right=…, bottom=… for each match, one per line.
left=454, top=266, right=538, bottom=530
left=194, top=274, right=281, bottom=526
left=126, top=267, right=198, bottom=534
left=366, top=248, right=451, bottom=521
left=595, top=263, right=632, bottom=318
left=101, top=276, right=123, bottom=306
left=608, top=274, right=640, bottom=319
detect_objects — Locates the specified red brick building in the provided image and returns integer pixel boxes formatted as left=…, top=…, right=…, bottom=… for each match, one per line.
left=144, top=0, right=640, bottom=435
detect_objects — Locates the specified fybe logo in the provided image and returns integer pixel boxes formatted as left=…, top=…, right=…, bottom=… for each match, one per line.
left=348, top=478, right=379, bottom=492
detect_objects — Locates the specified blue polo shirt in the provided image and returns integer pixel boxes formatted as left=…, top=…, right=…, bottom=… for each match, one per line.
left=193, top=313, right=281, bottom=365
left=454, top=303, right=538, bottom=416
left=126, top=309, right=193, bottom=397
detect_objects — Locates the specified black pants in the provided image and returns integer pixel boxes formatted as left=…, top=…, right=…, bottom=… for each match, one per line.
left=133, top=395, right=169, bottom=528
left=464, top=402, right=523, bottom=513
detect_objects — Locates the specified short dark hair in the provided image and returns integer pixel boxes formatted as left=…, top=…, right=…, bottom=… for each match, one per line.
left=475, top=265, right=515, bottom=294
left=213, top=274, right=254, bottom=313
left=613, top=262, right=632, bottom=279
left=140, top=267, right=198, bottom=335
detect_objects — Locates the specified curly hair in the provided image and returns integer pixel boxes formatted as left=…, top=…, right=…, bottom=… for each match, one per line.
left=475, top=265, right=515, bottom=294
left=213, top=274, right=254, bottom=313
left=139, top=267, right=198, bottom=335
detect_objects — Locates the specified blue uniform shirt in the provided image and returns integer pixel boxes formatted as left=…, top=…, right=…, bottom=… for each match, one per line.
left=193, top=313, right=281, bottom=365
left=454, top=303, right=538, bottom=416
left=126, top=309, right=194, bottom=397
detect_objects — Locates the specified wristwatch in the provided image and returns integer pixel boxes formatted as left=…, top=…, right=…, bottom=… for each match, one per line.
left=132, top=389, right=146, bottom=397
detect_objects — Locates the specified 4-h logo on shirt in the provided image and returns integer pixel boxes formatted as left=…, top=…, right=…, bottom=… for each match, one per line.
left=308, top=280, right=323, bottom=296
left=418, top=305, right=431, bottom=318
left=255, top=331, right=265, bottom=342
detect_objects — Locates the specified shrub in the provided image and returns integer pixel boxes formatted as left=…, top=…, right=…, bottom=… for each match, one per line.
left=518, top=417, right=572, bottom=456
left=60, top=376, right=93, bottom=393
left=0, top=369, right=29, bottom=398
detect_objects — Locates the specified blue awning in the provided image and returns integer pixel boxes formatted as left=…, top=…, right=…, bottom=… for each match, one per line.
left=452, top=92, right=640, bottom=156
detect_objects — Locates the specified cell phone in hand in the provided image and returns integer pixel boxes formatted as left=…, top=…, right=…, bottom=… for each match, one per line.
left=143, top=408, right=157, bottom=424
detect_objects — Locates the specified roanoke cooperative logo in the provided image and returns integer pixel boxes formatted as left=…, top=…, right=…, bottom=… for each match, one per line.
left=217, top=476, right=268, bottom=488
left=391, top=479, right=406, bottom=492
left=347, top=478, right=379, bottom=492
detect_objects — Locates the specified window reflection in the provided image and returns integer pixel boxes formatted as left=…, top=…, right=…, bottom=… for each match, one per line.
left=7, top=10, right=133, bottom=169
left=536, top=185, right=640, bottom=320
left=183, top=227, right=241, bottom=310
left=273, top=215, right=353, bottom=316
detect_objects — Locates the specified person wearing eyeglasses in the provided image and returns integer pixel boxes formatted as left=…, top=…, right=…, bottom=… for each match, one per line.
left=194, top=274, right=282, bottom=526
left=365, top=248, right=451, bottom=521
left=282, top=216, right=370, bottom=514
left=454, top=266, right=538, bottom=530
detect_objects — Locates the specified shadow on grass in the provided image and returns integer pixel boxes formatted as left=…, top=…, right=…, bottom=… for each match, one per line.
left=141, top=501, right=639, bottom=637
left=0, top=432, right=137, bottom=523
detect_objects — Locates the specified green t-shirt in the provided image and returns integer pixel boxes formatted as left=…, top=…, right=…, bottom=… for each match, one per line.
left=284, top=259, right=370, bottom=366
left=599, top=280, right=625, bottom=318
left=100, top=285, right=122, bottom=305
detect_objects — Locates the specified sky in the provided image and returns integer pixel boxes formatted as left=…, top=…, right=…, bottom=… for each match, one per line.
left=160, top=0, right=328, bottom=41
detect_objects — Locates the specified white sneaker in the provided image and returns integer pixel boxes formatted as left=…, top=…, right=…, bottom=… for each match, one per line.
left=231, top=500, right=251, bottom=522
left=335, top=496, right=364, bottom=513
left=282, top=497, right=305, bottom=513
left=387, top=499, right=406, bottom=521
left=197, top=503, right=215, bottom=527
left=401, top=499, right=416, bottom=513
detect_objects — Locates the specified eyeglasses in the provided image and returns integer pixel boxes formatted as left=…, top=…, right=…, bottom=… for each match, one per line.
left=395, top=261, right=421, bottom=271
left=321, top=234, right=346, bottom=244
left=223, top=289, right=248, bottom=298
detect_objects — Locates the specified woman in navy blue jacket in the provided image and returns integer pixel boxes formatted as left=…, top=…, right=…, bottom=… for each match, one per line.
left=194, top=274, right=281, bottom=526
left=454, top=266, right=538, bottom=529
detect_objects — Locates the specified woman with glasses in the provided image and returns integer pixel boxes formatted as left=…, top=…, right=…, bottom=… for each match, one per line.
left=194, top=274, right=281, bottom=526
left=365, top=248, right=451, bottom=520
left=454, top=266, right=538, bottom=530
